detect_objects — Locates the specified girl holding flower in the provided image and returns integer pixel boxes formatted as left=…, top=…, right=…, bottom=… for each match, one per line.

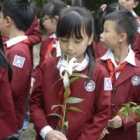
left=30, top=7, right=111, bottom=140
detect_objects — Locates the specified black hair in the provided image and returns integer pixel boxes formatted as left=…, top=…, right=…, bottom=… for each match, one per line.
left=0, top=2, right=2, bottom=11
left=2, top=0, right=35, bottom=31
left=64, top=0, right=83, bottom=7
left=0, top=35, right=12, bottom=82
left=94, top=2, right=126, bottom=43
left=57, top=6, right=95, bottom=81
left=43, top=0, right=66, bottom=18
left=105, top=10, right=138, bottom=44
left=135, top=0, right=140, bottom=2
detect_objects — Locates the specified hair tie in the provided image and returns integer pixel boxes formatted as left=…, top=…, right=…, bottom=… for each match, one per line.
left=100, top=4, right=107, bottom=11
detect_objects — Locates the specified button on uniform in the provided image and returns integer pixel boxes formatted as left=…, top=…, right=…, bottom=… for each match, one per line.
left=112, top=88, right=117, bottom=93
left=111, top=104, right=115, bottom=108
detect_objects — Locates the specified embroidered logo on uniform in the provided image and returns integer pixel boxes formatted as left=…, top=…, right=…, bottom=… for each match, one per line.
left=131, top=76, right=140, bottom=86
left=13, top=55, right=25, bottom=68
left=84, top=80, right=95, bottom=92
left=104, top=78, right=112, bottom=90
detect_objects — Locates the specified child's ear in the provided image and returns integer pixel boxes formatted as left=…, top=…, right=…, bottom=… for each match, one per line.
left=54, top=15, right=59, bottom=24
left=118, top=32, right=127, bottom=43
left=5, top=16, right=12, bottom=27
left=88, top=33, right=94, bottom=45
left=133, top=1, right=139, bottom=8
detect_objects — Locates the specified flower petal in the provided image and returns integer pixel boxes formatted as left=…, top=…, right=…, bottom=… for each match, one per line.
left=59, top=67, right=67, bottom=78
left=63, top=72, right=69, bottom=89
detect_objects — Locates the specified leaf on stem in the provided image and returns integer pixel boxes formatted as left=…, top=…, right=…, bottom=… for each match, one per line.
left=67, top=107, right=84, bottom=113
left=51, top=104, right=65, bottom=110
left=48, top=113, right=62, bottom=119
left=117, top=102, right=140, bottom=122
left=69, top=77, right=78, bottom=84
left=66, top=97, right=85, bottom=104
left=71, top=73, right=88, bottom=78
left=64, top=121, right=69, bottom=129
left=64, top=89, right=69, bottom=98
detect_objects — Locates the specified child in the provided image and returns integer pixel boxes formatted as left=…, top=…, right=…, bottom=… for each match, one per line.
left=32, top=0, right=66, bottom=78
left=25, top=16, right=42, bottom=67
left=22, top=0, right=42, bottom=130
left=1, top=0, right=42, bottom=68
left=98, top=11, right=140, bottom=140
left=0, top=0, right=35, bottom=139
left=93, top=2, right=125, bottom=58
left=118, top=0, right=140, bottom=60
left=0, top=34, right=18, bottom=139
left=30, top=6, right=111, bottom=140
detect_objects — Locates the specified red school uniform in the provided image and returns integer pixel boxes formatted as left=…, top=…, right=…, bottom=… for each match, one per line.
left=32, top=33, right=61, bottom=78
left=0, top=67, right=18, bottom=139
left=25, top=16, right=42, bottom=66
left=97, top=49, right=140, bottom=140
left=93, top=41, right=107, bottom=59
left=5, top=36, right=31, bottom=129
left=131, top=11, right=140, bottom=61
left=30, top=56, right=111, bottom=140
left=2, top=16, right=42, bottom=67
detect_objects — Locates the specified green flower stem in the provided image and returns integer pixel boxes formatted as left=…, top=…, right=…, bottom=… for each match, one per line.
left=61, top=95, right=67, bottom=132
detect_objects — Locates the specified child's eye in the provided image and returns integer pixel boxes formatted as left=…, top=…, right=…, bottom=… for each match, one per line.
left=104, top=29, right=108, bottom=33
left=75, top=39, right=82, bottom=43
left=60, top=38, right=68, bottom=42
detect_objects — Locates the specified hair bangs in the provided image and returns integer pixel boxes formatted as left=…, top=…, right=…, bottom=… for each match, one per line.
left=57, top=11, right=84, bottom=39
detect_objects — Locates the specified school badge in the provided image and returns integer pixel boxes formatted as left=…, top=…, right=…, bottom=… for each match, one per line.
left=84, top=80, right=95, bottom=92
left=131, top=76, right=140, bottom=86
left=13, top=55, right=25, bottom=68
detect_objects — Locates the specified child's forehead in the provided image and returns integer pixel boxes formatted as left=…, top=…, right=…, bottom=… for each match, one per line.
left=43, top=14, right=50, bottom=17
left=105, top=20, right=116, bottom=24
left=104, top=20, right=117, bottom=27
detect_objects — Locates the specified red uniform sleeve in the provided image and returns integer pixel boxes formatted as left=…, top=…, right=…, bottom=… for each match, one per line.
left=0, top=68, right=18, bottom=139
left=30, top=64, right=49, bottom=133
left=133, top=33, right=140, bottom=61
left=25, top=16, right=42, bottom=46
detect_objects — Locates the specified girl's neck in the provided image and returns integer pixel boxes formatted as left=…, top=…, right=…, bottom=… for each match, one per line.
left=112, top=45, right=129, bottom=63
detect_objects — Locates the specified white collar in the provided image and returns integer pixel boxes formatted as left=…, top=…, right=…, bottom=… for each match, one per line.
left=49, top=33, right=57, bottom=39
left=131, top=10, right=137, bottom=18
left=50, top=33, right=61, bottom=56
left=75, top=54, right=89, bottom=71
left=57, top=54, right=89, bottom=72
left=101, top=45, right=136, bottom=67
left=6, top=36, right=27, bottom=48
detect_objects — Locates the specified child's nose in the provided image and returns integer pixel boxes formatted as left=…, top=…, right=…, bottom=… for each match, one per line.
left=100, top=33, right=103, bottom=39
left=42, top=21, right=45, bottom=26
left=67, top=43, right=74, bottom=51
